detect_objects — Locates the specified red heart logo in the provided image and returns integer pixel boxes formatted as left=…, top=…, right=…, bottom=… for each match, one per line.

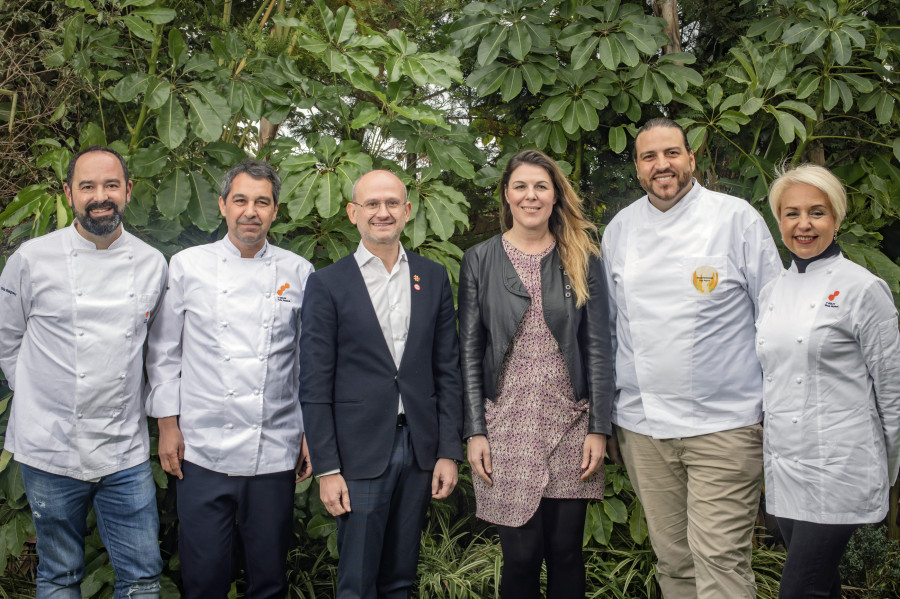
left=828, top=291, right=839, bottom=301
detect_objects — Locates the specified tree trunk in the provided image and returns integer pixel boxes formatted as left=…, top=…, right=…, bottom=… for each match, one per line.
left=258, top=118, right=278, bottom=152
left=652, top=0, right=682, bottom=54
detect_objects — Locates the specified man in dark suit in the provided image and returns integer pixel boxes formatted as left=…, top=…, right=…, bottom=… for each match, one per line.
left=299, top=170, right=463, bottom=599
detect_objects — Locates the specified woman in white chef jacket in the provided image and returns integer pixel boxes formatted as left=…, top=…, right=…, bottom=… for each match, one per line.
left=756, top=164, right=900, bottom=598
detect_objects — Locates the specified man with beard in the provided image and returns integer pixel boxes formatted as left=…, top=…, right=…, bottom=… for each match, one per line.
left=300, top=170, right=463, bottom=598
left=601, top=119, right=782, bottom=598
left=146, top=160, right=313, bottom=599
left=0, top=145, right=166, bottom=598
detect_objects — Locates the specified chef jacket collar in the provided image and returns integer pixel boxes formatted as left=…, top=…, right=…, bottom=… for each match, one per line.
left=69, top=223, right=128, bottom=251
left=644, top=178, right=700, bottom=217
left=221, top=234, right=269, bottom=259
left=353, top=240, right=407, bottom=270
left=788, top=246, right=841, bottom=274
left=790, top=240, right=841, bottom=273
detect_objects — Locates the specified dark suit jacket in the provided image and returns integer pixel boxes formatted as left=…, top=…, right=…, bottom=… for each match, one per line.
left=299, top=250, right=463, bottom=479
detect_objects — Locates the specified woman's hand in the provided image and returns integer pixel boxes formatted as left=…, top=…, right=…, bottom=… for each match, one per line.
left=581, top=433, right=607, bottom=481
left=467, top=435, right=493, bottom=486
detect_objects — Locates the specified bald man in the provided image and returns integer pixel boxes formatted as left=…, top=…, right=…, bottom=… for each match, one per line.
left=299, top=170, right=463, bottom=598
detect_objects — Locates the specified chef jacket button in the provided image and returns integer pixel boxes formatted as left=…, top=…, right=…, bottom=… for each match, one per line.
left=224, top=355, right=230, bottom=361
left=120, top=373, right=126, bottom=379
left=221, top=289, right=227, bottom=294
left=129, top=292, right=134, bottom=297
left=263, top=323, right=269, bottom=329
left=128, top=255, right=133, bottom=260
left=794, top=457, right=799, bottom=462
left=258, top=355, right=264, bottom=361
left=758, top=339, right=765, bottom=345
left=766, top=375, right=772, bottom=382
left=76, top=290, right=83, bottom=296
left=252, top=424, right=259, bottom=430
left=125, top=330, right=132, bottom=338
left=72, top=251, right=78, bottom=257
left=222, top=257, right=227, bottom=262
left=77, top=413, right=83, bottom=419
left=795, top=377, right=803, bottom=384
left=792, top=417, right=798, bottom=423
left=773, top=453, right=779, bottom=459
left=79, top=372, right=86, bottom=378
left=796, top=337, right=803, bottom=343
left=810, top=303, right=816, bottom=308
left=221, top=321, right=228, bottom=327
left=225, top=423, right=233, bottom=429
left=826, top=269, right=832, bottom=274
left=265, top=292, right=271, bottom=298
left=254, top=388, right=260, bottom=395
left=78, top=330, right=84, bottom=336
left=229, top=389, right=235, bottom=395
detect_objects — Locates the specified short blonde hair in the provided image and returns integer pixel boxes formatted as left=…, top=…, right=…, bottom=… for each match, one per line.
left=768, top=164, right=847, bottom=227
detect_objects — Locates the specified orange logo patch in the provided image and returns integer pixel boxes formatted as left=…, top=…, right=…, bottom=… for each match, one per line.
left=277, top=283, right=290, bottom=296
left=828, top=290, right=839, bottom=301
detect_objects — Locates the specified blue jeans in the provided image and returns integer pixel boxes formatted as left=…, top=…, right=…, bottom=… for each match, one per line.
left=20, top=461, right=163, bottom=599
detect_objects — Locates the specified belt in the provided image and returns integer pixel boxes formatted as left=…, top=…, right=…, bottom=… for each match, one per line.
left=397, top=413, right=408, bottom=427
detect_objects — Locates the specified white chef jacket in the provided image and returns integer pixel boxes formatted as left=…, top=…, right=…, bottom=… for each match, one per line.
left=757, top=253, right=900, bottom=524
left=602, top=182, right=782, bottom=439
left=145, top=237, right=313, bottom=476
left=0, top=225, right=167, bottom=480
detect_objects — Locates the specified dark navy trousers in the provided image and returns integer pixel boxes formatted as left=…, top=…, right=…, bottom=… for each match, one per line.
left=336, top=424, right=433, bottom=599
left=176, top=461, right=295, bottom=599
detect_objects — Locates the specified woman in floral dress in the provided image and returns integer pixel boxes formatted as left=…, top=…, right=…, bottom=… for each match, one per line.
left=458, top=149, right=614, bottom=598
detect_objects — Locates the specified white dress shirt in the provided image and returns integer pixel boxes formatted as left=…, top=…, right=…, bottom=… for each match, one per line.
left=602, top=182, right=782, bottom=439
left=354, top=241, right=411, bottom=414
left=0, top=225, right=167, bottom=480
left=757, top=253, right=900, bottom=524
left=145, top=237, right=313, bottom=476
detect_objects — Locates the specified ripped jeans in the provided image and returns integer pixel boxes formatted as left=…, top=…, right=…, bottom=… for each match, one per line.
left=20, top=461, right=162, bottom=599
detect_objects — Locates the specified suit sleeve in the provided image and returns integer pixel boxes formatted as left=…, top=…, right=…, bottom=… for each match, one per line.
left=298, top=272, right=342, bottom=474
left=582, top=254, right=614, bottom=436
left=458, top=249, right=487, bottom=439
left=856, top=278, right=900, bottom=486
left=432, top=266, right=464, bottom=462
left=0, top=251, right=30, bottom=390
left=145, top=254, right=185, bottom=418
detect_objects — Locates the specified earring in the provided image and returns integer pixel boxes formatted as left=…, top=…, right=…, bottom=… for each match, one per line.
left=834, top=229, right=838, bottom=240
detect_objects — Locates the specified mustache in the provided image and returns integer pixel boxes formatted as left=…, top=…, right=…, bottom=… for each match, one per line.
left=237, top=218, right=263, bottom=225
left=85, top=200, right=118, bottom=213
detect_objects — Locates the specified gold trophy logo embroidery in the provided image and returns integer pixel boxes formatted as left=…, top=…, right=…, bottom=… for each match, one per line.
left=692, top=266, right=719, bottom=294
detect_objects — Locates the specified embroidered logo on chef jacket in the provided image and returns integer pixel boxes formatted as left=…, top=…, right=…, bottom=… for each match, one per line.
left=691, top=266, right=719, bottom=294
left=825, top=290, right=840, bottom=308
left=276, top=283, right=291, bottom=302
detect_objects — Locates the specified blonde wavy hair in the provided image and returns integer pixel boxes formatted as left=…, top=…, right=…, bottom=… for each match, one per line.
left=499, top=149, right=600, bottom=307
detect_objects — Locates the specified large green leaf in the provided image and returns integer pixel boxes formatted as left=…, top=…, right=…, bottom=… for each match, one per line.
left=420, top=181, right=468, bottom=241
left=283, top=171, right=319, bottom=221
left=156, top=169, right=191, bottom=219
left=184, top=93, right=223, bottom=142
left=507, top=22, right=532, bottom=60
left=187, top=170, right=220, bottom=231
left=604, top=497, right=628, bottom=524
left=477, top=27, right=507, bottom=67
left=590, top=504, right=613, bottom=545
left=120, top=14, right=155, bottom=42
left=316, top=172, right=342, bottom=218
left=156, top=95, right=187, bottom=149
left=144, top=76, right=170, bottom=109
left=629, top=501, right=649, bottom=544
left=168, top=28, right=188, bottom=68
left=133, top=8, right=176, bottom=24
left=110, top=72, right=149, bottom=103
left=609, top=126, right=626, bottom=154
left=500, top=68, right=523, bottom=102
left=875, top=92, right=895, bottom=125
left=129, top=144, right=168, bottom=178
left=191, top=82, right=231, bottom=122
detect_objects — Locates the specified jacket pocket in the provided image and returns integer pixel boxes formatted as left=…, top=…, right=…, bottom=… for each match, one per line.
left=682, top=256, right=728, bottom=301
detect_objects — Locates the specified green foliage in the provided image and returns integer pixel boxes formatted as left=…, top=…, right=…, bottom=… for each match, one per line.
left=840, top=524, right=900, bottom=598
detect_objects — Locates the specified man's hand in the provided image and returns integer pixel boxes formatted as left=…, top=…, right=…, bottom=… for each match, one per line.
left=157, top=416, right=185, bottom=480
left=431, top=458, right=458, bottom=499
left=580, top=433, right=607, bottom=481
left=606, top=428, right=623, bottom=466
left=467, top=435, right=493, bottom=486
left=319, top=473, right=351, bottom=516
left=295, top=433, right=312, bottom=482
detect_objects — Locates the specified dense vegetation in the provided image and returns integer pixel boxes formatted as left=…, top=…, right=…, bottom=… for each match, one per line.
left=1, top=0, right=899, bottom=596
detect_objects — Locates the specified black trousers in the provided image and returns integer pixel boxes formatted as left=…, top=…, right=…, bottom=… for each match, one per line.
left=176, top=461, right=296, bottom=599
left=776, top=516, right=859, bottom=599
left=495, top=498, right=589, bottom=599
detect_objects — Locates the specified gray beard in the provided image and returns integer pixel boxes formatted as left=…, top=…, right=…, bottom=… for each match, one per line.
left=76, top=201, right=123, bottom=236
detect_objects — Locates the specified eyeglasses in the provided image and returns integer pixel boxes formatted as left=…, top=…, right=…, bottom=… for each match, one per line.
left=349, top=200, right=406, bottom=214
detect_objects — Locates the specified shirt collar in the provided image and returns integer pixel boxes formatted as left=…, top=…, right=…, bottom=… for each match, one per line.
left=69, top=223, right=128, bottom=250
left=354, top=241, right=407, bottom=269
left=221, top=235, right=269, bottom=259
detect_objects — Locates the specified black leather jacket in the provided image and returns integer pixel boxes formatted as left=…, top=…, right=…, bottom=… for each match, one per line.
left=458, top=234, right=614, bottom=439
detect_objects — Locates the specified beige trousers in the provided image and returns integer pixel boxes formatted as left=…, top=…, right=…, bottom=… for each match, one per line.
left=616, top=423, right=763, bottom=599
